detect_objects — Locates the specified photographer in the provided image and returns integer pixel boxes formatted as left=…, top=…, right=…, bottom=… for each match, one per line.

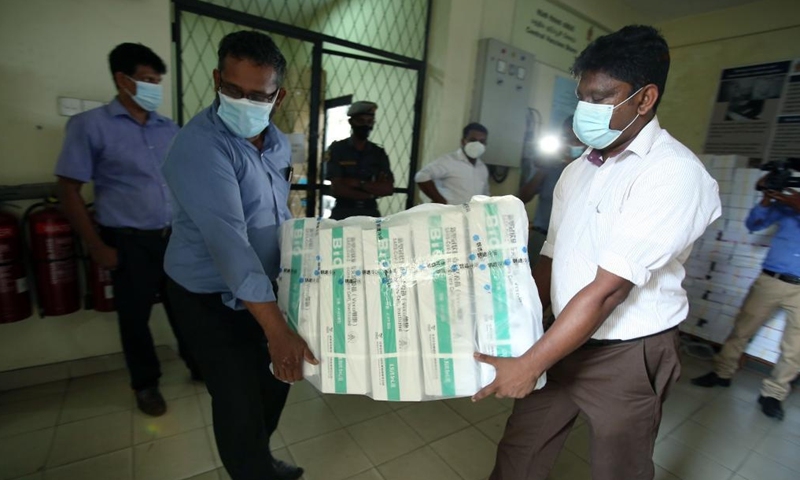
left=692, top=172, right=800, bottom=420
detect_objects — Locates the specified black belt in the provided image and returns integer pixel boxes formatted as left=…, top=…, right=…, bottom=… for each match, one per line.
left=583, top=326, right=678, bottom=347
left=763, top=269, right=800, bottom=285
left=102, top=226, right=171, bottom=238
left=334, top=200, right=377, bottom=209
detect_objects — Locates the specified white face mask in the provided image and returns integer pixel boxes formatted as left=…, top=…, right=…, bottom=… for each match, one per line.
left=125, top=76, right=163, bottom=112
left=217, top=91, right=275, bottom=139
left=463, top=141, right=485, bottom=159
left=572, top=87, right=643, bottom=149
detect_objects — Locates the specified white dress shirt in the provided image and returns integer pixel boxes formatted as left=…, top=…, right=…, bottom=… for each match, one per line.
left=415, top=148, right=490, bottom=204
left=541, top=117, right=721, bottom=340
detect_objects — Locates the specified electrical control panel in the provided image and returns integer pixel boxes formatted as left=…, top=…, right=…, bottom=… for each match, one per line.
left=470, top=39, right=535, bottom=167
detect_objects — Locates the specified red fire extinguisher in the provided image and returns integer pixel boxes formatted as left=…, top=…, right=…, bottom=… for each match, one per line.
left=88, top=260, right=114, bottom=312
left=79, top=208, right=115, bottom=312
left=0, top=209, right=32, bottom=323
left=25, top=204, right=80, bottom=317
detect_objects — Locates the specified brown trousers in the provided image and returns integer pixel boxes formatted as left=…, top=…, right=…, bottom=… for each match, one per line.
left=490, top=328, right=681, bottom=480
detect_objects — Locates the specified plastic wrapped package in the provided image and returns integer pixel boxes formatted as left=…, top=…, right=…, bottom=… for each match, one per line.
left=318, top=220, right=370, bottom=395
left=362, top=217, right=424, bottom=400
left=277, top=217, right=321, bottom=385
left=465, top=198, right=543, bottom=386
left=278, top=195, right=545, bottom=401
left=412, top=210, right=480, bottom=397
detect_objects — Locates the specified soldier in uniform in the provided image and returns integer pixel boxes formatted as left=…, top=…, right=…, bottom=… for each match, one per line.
left=324, top=101, right=394, bottom=219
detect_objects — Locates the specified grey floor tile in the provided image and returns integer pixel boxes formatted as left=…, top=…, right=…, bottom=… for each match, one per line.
left=133, top=428, right=215, bottom=480
left=347, top=412, right=424, bottom=464
left=48, top=411, right=132, bottom=467
left=44, top=448, right=132, bottom=480
left=0, top=395, right=62, bottom=439
left=0, top=428, right=53, bottom=480
left=378, top=447, right=460, bottom=480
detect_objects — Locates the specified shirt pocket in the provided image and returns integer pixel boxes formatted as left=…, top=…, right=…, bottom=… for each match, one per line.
left=575, top=195, right=621, bottom=261
left=593, top=196, right=619, bottom=246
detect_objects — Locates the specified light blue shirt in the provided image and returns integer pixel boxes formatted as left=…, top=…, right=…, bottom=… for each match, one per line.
left=746, top=203, right=800, bottom=277
left=54, top=98, right=177, bottom=229
left=162, top=102, right=292, bottom=309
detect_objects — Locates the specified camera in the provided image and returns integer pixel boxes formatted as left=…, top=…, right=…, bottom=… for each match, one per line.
left=757, top=158, right=800, bottom=191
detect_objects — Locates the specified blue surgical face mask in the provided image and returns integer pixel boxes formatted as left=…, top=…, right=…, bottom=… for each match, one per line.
left=125, top=76, right=163, bottom=112
left=217, top=91, right=275, bottom=139
left=572, top=87, right=643, bottom=149
left=568, top=145, right=586, bottom=159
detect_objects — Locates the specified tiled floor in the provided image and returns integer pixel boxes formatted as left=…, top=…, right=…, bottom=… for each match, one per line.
left=1, top=353, right=799, bottom=480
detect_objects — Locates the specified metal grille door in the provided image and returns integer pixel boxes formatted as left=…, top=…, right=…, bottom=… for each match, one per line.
left=321, top=53, right=417, bottom=215
left=173, top=0, right=430, bottom=216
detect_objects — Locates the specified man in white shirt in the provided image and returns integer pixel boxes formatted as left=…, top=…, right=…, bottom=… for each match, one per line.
left=473, top=26, right=721, bottom=480
left=415, top=123, right=490, bottom=204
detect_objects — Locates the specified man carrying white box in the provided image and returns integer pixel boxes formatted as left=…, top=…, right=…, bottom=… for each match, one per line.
left=692, top=175, right=800, bottom=420
left=473, top=26, right=721, bottom=480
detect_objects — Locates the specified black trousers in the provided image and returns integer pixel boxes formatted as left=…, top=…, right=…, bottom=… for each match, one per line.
left=330, top=206, right=381, bottom=220
left=100, top=227, right=198, bottom=390
left=166, top=277, right=290, bottom=480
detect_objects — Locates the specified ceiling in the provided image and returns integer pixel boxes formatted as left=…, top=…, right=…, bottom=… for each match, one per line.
left=621, top=0, right=762, bottom=23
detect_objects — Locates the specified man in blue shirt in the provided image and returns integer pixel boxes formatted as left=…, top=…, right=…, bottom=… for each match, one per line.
left=693, top=185, right=800, bottom=420
left=163, top=31, right=316, bottom=480
left=55, top=43, right=199, bottom=417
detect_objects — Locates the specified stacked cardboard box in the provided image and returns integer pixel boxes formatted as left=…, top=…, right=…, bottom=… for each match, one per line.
left=278, top=196, right=545, bottom=400
left=681, top=155, right=784, bottom=363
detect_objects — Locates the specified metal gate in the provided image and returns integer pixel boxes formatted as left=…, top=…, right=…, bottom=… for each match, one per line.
left=172, top=0, right=431, bottom=217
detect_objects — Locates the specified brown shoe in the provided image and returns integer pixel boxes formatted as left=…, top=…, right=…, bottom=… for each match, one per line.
left=135, top=387, right=167, bottom=417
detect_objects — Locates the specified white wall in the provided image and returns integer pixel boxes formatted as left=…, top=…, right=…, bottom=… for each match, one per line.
left=419, top=0, right=643, bottom=212
left=0, top=0, right=178, bottom=371
left=0, top=0, right=175, bottom=185
left=655, top=0, right=800, bottom=152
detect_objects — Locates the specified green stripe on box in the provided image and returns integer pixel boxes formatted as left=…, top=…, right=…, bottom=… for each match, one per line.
left=287, top=220, right=305, bottom=331
left=428, top=215, right=455, bottom=396
left=485, top=204, right=511, bottom=357
left=331, top=227, right=347, bottom=393
left=377, top=225, right=400, bottom=401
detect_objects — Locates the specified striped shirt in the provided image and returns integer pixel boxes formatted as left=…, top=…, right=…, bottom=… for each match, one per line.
left=541, top=117, right=721, bottom=340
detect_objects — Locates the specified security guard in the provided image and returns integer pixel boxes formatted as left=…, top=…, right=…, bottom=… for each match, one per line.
left=324, top=101, right=394, bottom=219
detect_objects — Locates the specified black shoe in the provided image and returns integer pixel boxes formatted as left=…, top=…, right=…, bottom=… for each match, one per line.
left=690, top=372, right=731, bottom=388
left=135, top=387, right=167, bottom=417
left=272, top=458, right=303, bottom=480
left=758, top=395, right=784, bottom=420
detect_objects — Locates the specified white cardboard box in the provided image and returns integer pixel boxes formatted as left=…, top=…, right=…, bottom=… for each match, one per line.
left=412, top=209, right=480, bottom=397
left=277, top=218, right=322, bottom=384
left=362, top=219, right=424, bottom=401
left=465, top=197, right=545, bottom=389
left=318, top=223, right=370, bottom=395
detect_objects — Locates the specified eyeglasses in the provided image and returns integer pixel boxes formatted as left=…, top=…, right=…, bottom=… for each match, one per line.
left=218, top=78, right=278, bottom=104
